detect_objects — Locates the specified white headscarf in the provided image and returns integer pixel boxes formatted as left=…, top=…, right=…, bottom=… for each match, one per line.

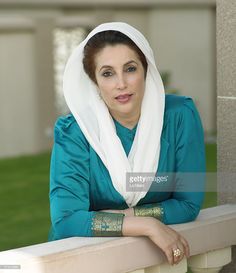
left=63, top=22, right=165, bottom=207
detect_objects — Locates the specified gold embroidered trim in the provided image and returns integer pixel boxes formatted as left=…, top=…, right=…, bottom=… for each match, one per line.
left=91, top=212, right=124, bottom=236
left=134, top=204, right=164, bottom=221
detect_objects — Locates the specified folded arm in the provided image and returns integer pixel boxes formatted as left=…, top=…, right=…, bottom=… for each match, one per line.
left=49, top=117, right=125, bottom=240
left=100, top=98, right=206, bottom=225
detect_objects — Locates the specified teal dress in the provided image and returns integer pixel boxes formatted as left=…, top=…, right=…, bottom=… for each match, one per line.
left=48, top=94, right=205, bottom=241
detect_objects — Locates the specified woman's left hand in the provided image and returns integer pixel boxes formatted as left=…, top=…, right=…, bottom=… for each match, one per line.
left=100, top=208, right=134, bottom=216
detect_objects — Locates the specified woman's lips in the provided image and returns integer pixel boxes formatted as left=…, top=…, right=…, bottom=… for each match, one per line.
left=115, top=94, right=133, bottom=103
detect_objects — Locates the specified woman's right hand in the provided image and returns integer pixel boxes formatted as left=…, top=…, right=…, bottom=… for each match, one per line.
left=146, top=218, right=190, bottom=265
left=122, top=216, right=190, bottom=266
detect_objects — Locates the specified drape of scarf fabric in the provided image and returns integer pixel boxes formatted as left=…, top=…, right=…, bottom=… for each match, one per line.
left=63, top=22, right=165, bottom=207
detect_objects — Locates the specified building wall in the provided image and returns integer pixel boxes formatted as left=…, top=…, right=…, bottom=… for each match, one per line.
left=0, top=28, right=39, bottom=157
left=217, top=1, right=236, bottom=271
left=0, top=16, right=56, bottom=158
left=149, top=8, right=216, bottom=135
left=0, top=1, right=216, bottom=157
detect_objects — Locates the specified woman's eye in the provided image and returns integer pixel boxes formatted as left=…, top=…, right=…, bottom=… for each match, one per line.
left=127, top=66, right=137, bottom=72
left=102, top=71, right=113, bottom=77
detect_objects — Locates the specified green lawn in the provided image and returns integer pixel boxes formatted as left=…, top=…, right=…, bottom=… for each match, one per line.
left=0, top=144, right=216, bottom=251
left=0, top=152, right=51, bottom=251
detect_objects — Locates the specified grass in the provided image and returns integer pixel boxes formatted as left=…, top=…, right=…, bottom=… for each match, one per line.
left=0, top=143, right=216, bottom=252
left=0, top=152, right=51, bottom=251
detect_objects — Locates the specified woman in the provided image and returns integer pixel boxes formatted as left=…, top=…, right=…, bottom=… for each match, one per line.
left=49, top=22, right=205, bottom=266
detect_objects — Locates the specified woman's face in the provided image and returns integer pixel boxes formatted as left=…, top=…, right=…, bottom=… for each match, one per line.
left=94, top=44, right=145, bottom=121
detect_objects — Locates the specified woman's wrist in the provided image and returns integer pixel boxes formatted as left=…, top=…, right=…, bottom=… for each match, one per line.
left=124, top=207, right=134, bottom=217
left=133, top=203, right=164, bottom=221
left=144, top=217, right=163, bottom=237
left=122, top=215, right=157, bottom=237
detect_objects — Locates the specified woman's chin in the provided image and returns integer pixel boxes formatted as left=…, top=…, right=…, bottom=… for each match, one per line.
left=108, top=98, right=141, bottom=118
left=116, top=105, right=138, bottom=117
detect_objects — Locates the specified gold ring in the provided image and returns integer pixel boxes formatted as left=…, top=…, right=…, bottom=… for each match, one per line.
left=173, top=248, right=181, bottom=258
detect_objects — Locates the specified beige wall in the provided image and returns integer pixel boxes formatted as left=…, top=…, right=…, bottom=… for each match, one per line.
left=148, top=8, right=216, bottom=134
left=0, top=30, right=38, bottom=157
left=0, top=17, right=56, bottom=158
left=217, top=1, right=236, bottom=272
left=0, top=1, right=216, bottom=158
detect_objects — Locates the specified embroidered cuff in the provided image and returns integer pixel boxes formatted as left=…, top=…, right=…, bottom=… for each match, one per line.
left=91, top=212, right=124, bottom=236
left=133, top=203, right=164, bottom=221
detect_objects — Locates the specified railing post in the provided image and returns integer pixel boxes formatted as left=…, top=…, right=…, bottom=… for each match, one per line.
left=187, top=247, right=231, bottom=273
left=127, top=258, right=187, bottom=273
left=145, top=258, right=187, bottom=273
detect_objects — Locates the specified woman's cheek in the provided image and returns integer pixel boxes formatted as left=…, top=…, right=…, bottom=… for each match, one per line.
left=100, top=79, right=115, bottom=91
left=128, top=74, right=142, bottom=85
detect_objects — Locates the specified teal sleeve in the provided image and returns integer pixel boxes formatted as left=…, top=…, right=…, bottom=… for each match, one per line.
left=161, top=97, right=206, bottom=224
left=49, top=116, right=124, bottom=240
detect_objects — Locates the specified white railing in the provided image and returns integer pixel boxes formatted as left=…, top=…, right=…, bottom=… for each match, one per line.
left=0, top=204, right=235, bottom=273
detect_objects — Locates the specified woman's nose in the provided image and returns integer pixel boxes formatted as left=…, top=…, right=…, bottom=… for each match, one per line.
left=116, top=74, right=127, bottom=90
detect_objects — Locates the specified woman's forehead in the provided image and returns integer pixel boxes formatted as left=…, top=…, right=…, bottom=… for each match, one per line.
left=94, top=44, right=141, bottom=67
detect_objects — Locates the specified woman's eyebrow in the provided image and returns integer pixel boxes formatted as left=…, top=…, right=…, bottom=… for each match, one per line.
left=124, top=60, right=138, bottom=66
left=99, top=65, right=112, bottom=72
left=99, top=60, right=138, bottom=72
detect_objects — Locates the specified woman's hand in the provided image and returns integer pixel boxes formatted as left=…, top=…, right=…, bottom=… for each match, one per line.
left=99, top=209, right=189, bottom=265
left=146, top=218, right=190, bottom=265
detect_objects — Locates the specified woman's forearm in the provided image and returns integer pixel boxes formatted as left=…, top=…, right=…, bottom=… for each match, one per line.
left=98, top=210, right=155, bottom=236
left=100, top=204, right=164, bottom=220
left=122, top=216, right=154, bottom=237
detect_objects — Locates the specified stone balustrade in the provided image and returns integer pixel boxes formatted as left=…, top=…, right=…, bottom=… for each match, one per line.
left=0, top=204, right=235, bottom=273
